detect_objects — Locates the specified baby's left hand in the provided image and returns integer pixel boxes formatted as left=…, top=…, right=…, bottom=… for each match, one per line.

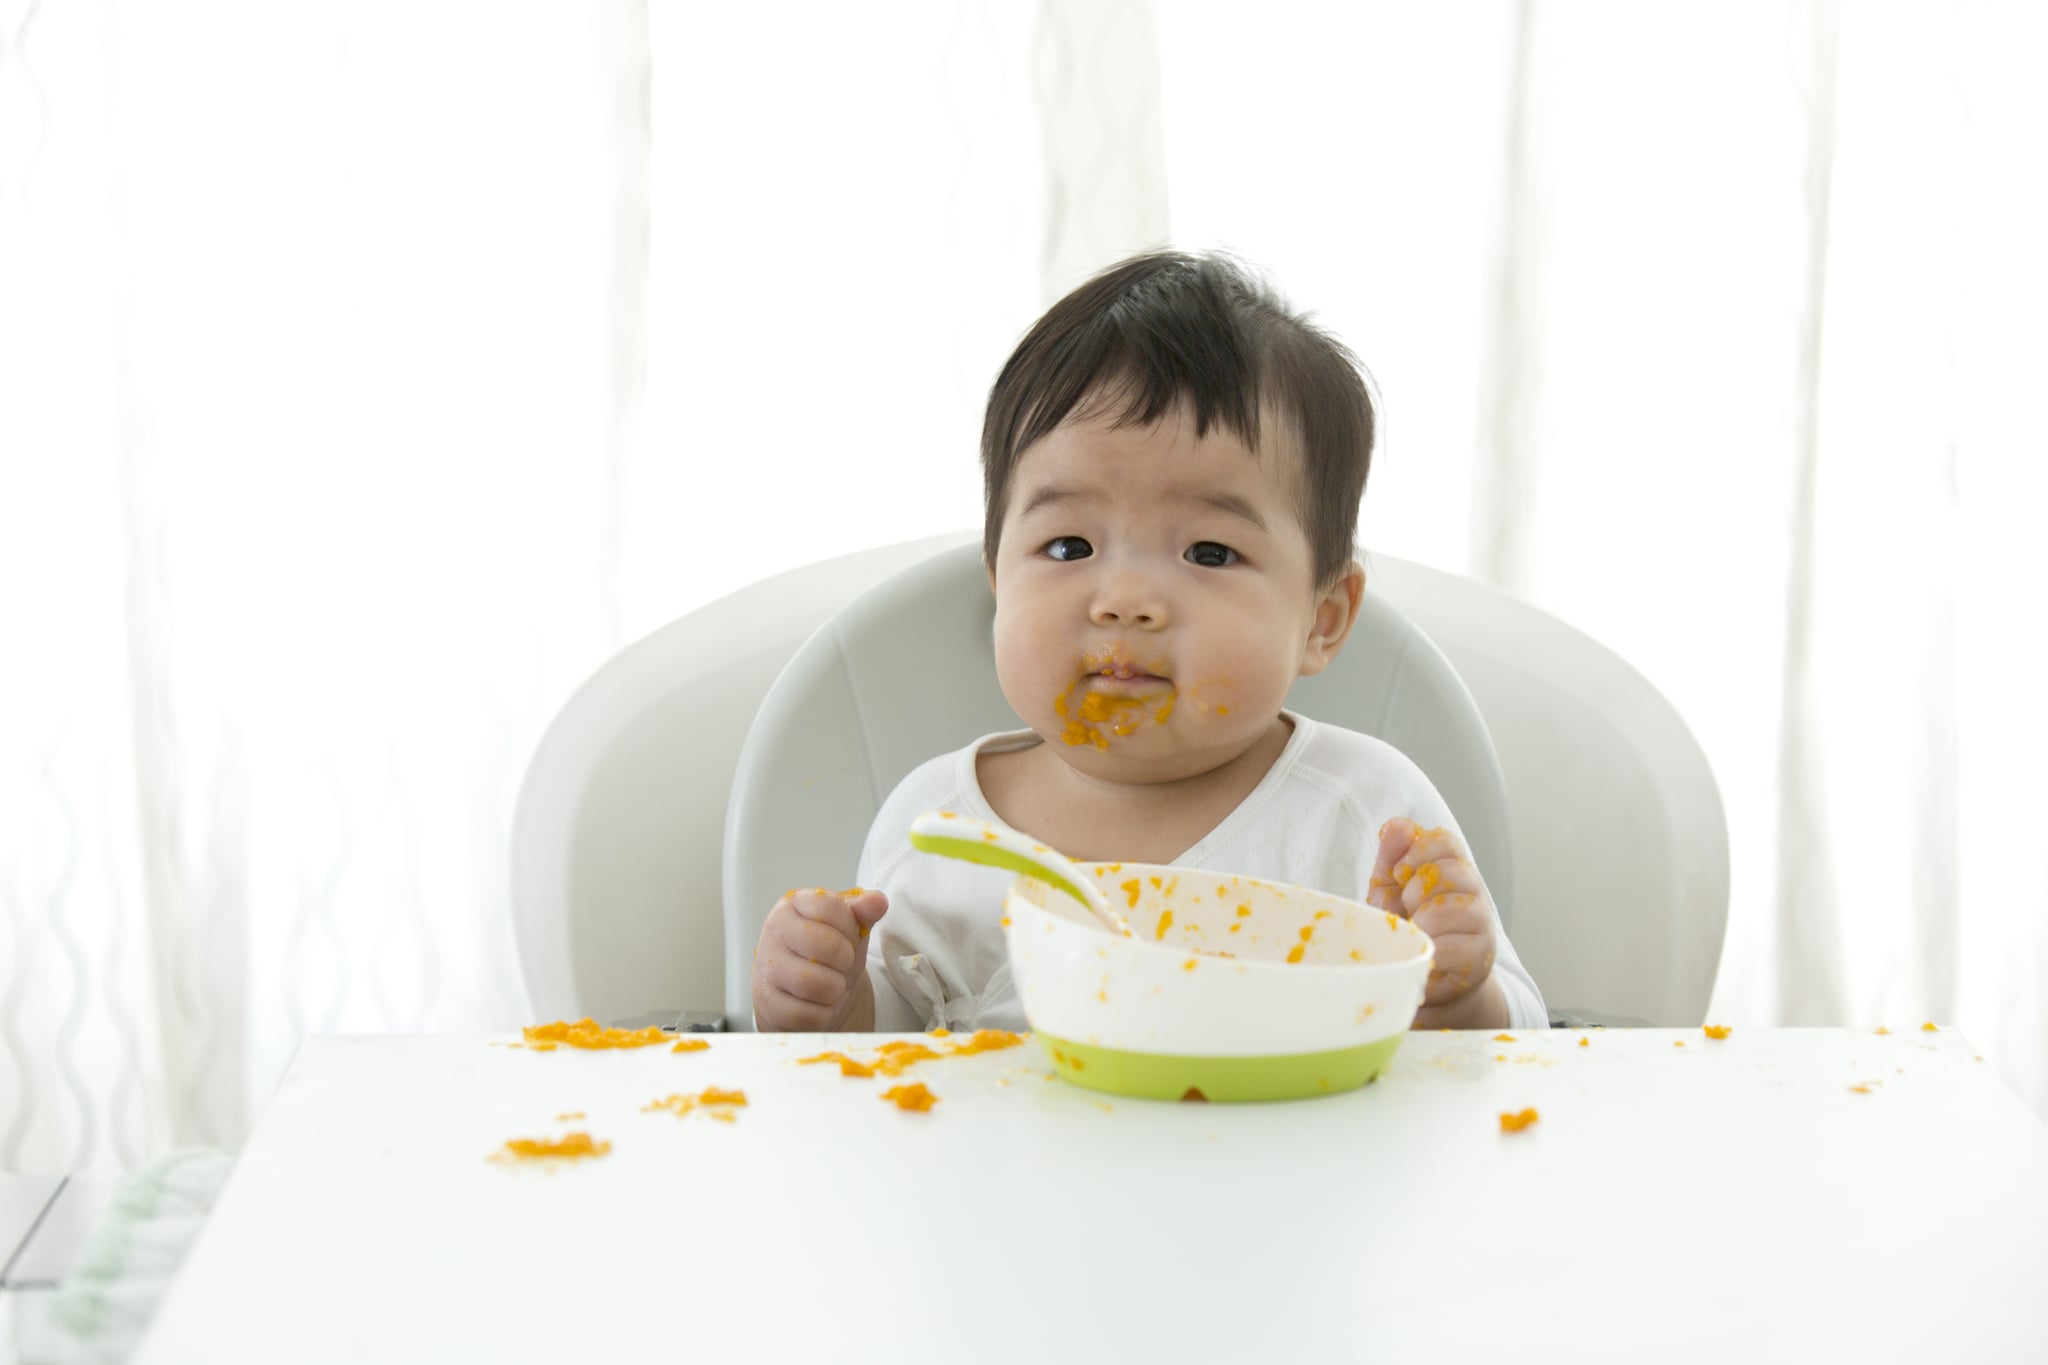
left=1368, top=818, right=1508, bottom=1030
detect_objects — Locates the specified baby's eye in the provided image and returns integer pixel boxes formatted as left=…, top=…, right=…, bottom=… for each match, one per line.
left=1185, top=541, right=1239, bottom=568
left=1043, top=536, right=1093, bottom=562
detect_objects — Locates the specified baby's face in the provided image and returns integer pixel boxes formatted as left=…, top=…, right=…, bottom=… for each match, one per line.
left=988, top=403, right=1334, bottom=784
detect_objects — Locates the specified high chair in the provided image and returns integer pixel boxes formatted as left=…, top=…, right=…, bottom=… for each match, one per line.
left=512, top=530, right=1728, bottom=1031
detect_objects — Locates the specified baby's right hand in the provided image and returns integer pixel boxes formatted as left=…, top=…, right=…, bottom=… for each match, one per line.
left=750, top=887, right=890, bottom=1032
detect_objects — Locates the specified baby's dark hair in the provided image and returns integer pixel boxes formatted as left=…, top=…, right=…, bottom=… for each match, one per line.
left=981, top=249, right=1377, bottom=590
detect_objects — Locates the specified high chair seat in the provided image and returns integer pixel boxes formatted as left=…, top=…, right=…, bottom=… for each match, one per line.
left=512, top=530, right=1728, bottom=1032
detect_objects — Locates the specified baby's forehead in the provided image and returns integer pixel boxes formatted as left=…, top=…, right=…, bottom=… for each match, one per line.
left=1018, top=397, right=1309, bottom=499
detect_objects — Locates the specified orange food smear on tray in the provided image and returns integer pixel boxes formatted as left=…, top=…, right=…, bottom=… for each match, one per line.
left=881, top=1082, right=938, bottom=1112
left=522, top=1018, right=672, bottom=1050
left=498, top=1132, right=612, bottom=1162
left=799, top=1051, right=879, bottom=1078
left=671, top=1038, right=710, bottom=1053
left=645, top=1087, right=749, bottom=1121
left=1498, top=1108, right=1540, bottom=1134
left=801, top=1029, right=1024, bottom=1080
left=1702, top=1025, right=1731, bottom=1040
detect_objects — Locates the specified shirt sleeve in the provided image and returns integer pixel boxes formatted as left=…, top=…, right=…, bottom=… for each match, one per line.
left=858, top=812, right=929, bottom=1032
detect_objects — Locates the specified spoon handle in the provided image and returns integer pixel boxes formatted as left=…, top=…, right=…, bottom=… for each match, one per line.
left=907, top=812, right=1125, bottom=932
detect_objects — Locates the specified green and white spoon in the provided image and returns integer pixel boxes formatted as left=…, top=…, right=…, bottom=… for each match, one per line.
left=908, top=811, right=1133, bottom=937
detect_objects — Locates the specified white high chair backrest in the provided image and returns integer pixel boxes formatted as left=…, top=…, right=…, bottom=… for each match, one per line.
left=513, top=531, right=1728, bottom=1034
left=720, top=540, right=1515, bottom=1028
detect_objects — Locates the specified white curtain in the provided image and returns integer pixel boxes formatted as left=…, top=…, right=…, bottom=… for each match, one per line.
left=4, top=0, right=2043, bottom=1175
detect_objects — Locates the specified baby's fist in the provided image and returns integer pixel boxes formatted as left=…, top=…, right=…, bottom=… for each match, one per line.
left=751, top=887, right=889, bottom=1032
left=1368, top=818, right=1506, bottom=1029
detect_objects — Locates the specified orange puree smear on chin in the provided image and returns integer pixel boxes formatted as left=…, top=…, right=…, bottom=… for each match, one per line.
left=498, top=1132, right=611, bottom=1162
left=522, top=1018, right=672, bottom=1050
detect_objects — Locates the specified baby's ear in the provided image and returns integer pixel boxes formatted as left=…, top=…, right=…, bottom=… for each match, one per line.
left=1298, top=561, right=1365, bottom=677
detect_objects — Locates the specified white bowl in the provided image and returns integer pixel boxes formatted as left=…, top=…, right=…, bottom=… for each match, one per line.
left=1005, top=862, right=1432, bottom=1102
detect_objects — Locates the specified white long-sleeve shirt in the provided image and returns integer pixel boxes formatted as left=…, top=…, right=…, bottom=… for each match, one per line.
left=860, top=711, right=1547, bottom=1033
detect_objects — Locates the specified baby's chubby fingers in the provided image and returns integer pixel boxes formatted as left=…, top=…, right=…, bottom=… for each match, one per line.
left=1412, top=891, right=1496, bottom=1006
left=752, top=888, right=890, bottom=1031
left=1367, top=818, right=1420, bottom=913
left=783, top=887, right=890, bottom=953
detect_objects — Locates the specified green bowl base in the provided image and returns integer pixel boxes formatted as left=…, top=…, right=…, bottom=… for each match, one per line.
left=1036, top=1032, right=1406, bottom=1102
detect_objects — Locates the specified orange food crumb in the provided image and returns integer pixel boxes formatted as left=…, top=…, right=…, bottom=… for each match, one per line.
left=1494, top=1033, right=1515, bottom=1043
left=1121, top=879, right=1142, bottom=909
left=1922, top=1021, right=1939, bottom=1032
left=1578, top=1037, right=1590, bottom=1047
left=881, top=1082, right=938, bottom=1112
left=948, top=1029, right=1025, bottom=1056
left=1703, top=1025, right=1731, bottom=1040
left=873, top=1041, right=943, bottom=1075
left=931, top=1028, right=951, bottom=1037
left=1183, top=958, right=1198, bottom=972
left=799, top=1050, right=878, bottom=1078
left=1674, top=1040, right=1686, bottom=1048
left=555, top=1111, right=585, bottom=1120
left=523, top=1018, right=671, bottom=1051
left=644, top=1087, right=748, bottom=1119
left=499, top=1132, right=611, bottom=1161
left=671, top=1038, right=710, bottom=1053
left=1499, top=1108, right=1539, bottom=1133
left=1181, top=1087, right=1208, bottom=1102
left=1849, top=1084, right=1872, bottom=1094
left=1286, top=944, right=1306, bottom=964
left=1236, top=904, right=1252, bottom=918
left=1876, top=1026, right=1891, bottom=1035
left=1156, top=909, right=1174, bottom=939
left=1392, top=864, right=1415, bottom=885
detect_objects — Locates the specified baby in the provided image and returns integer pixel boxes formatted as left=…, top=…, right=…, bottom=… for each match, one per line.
left=752, top=250, right=1546, bottom=1034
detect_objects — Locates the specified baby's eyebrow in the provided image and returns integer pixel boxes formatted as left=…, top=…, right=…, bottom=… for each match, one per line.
left=1018, top=484, right=1267, bottom=530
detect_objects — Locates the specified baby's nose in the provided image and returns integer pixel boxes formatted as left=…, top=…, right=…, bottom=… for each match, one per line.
left=1089, top=572, right=1168, bottom=628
